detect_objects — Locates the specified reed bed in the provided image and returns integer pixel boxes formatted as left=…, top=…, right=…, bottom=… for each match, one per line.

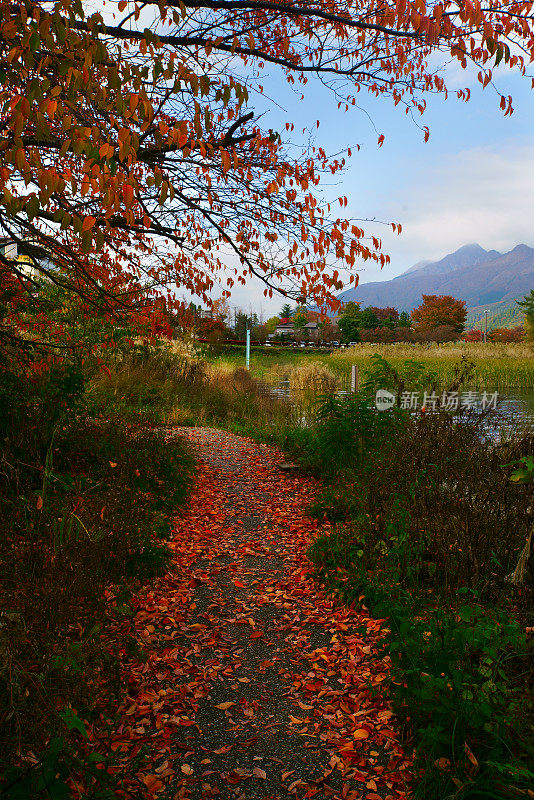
left=213, top=342, right=534, bottom=390
left=289, top=362, right=340, bottom=394
left=328, top=342, right=534, bottom=390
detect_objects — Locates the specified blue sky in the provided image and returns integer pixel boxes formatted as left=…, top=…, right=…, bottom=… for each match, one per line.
left=218, top=59, right=534, bottom=318
left=96, top=1, right=534, bottom=318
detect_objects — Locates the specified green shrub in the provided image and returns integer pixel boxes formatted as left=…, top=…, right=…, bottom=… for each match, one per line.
left=305, top=358, right=533, bottom=798
left=301, top=392, right=408, bottom=475
left=312, top=541, right=534, bottom=799
left=0, top=381, right=194, bottom=782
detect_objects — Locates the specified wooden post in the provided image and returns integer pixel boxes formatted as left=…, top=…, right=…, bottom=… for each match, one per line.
left=351, top=365, right=358, bottom=393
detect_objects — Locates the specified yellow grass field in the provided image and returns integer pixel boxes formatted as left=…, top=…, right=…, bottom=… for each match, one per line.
left=211, top=341, right=534, bottom=390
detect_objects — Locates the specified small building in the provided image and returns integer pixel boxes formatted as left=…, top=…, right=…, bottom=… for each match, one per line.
left=0, top=238, right=51, bottom=285
left=303, top=321, right=319, bottom=341
left=273, top=317, right=295, bottom=337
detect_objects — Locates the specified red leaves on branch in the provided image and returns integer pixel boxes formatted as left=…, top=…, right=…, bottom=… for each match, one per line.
left=1, top=0, right=533, bottom=329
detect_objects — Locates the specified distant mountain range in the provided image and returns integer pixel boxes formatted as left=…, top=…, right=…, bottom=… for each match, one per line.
left=338, top=243, right=534, bottom=327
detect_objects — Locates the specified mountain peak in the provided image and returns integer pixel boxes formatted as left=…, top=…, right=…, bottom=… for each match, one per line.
left=510, top=243, right=533, bottom=255
left=337, top=243, right=534, bottom=313
left=456, top=243, right=485, bottom=253
left=401, top=243, right=493, bottom=279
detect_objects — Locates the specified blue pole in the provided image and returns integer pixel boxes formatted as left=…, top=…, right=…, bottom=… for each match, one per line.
left=246, top=328, right=250, bottom=369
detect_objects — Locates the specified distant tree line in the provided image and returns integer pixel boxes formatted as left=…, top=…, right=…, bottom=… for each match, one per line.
left=337, top=295, right=469, bottom=344
left=150, top=290, right=534, bottom=345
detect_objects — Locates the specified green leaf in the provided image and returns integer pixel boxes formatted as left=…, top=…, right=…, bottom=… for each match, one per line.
left=59, top=707, right=88, bottom=738
left=26, top=195, right=40, bottom=221
left=29, top=31, right=40, bottom=52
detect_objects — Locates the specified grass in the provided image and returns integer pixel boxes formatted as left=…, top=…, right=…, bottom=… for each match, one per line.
left=209, top=341, right=534, bottom=390
left=302, top=390, right=534, bottom=799
left=0, top=358, right=195, bottom=797
left=88, top=343, right=299, bottom=444
left=329, top=342, right=534, bottom=390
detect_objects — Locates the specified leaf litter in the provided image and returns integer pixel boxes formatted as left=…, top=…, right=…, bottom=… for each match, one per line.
left=83, top=428, right=412, bottom=799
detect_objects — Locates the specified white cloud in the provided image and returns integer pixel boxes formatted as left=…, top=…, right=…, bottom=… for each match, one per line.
left=366, top=142, right=534, bottom=280
left=180, top=142, right=534, bottom=309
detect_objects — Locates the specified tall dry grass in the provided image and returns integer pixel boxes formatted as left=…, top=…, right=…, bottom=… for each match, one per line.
left=289, top=361, right=340, bottom=394
left=327, top=342, right=534, bottom=390
left=337, top=341, right=534, bottom=360
left=90, top=342, right=297, bottom=439
left=210, top=342, right=534, bottom=390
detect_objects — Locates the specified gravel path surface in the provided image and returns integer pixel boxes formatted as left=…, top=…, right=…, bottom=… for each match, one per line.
left=94, top=428, right=411, bottom=800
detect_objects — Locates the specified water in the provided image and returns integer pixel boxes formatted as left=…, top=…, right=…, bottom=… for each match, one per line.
left=261, top=378, right=534, bottom=440
left=490, top=389, right=534, bottom=440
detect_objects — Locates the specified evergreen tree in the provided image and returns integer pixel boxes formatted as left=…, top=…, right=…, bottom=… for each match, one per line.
left=359, top=307, right=380, bottom=329
left=280, top=303, right=294, bottom=319
left=517, top=290, right=534, bottom=342
left=234, top=312, right=249, bottom=339
left=337, top=302, right=361, bottom=343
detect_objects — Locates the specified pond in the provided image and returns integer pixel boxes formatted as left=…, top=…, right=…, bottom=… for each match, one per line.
left=490, top=388, right=534, bottom=439
left=262, top=377, right=534, bottom=440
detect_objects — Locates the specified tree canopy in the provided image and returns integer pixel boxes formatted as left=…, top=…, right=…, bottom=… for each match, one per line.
left=517, top=290, right=534, bottom=341
left=412, top=294, right=467, bottom=334
left=2, top=0, right=534, bottom=351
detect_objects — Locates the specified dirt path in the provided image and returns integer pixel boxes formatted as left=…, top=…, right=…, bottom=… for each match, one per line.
left=92, top=428, right=411, bottom=800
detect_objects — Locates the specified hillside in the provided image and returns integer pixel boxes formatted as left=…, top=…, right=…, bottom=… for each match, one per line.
left=338, top=244, right=534, bottom=320
left=466, top=298, right=524, bottom=330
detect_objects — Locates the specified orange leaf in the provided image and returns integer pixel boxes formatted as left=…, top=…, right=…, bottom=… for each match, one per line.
left=82, top=216, right=96, bottom=231
left=220, top=150, right=230, bottom=173
left=122, top=184, right=134, bottom=208
left=142, top=774, right=164, bottom=793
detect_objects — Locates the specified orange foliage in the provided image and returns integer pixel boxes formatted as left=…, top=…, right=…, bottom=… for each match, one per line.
left=83, top=429, right=413, bottom=797
left=1, top=0, right=534, bottom=331
left=412, top=295, right=467, bottom=334
left=196, top=316, right=226, bottom=338
left=487, top=326, right=524, bottom=342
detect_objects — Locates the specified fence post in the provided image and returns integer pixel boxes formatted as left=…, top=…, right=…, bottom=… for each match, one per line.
left=246, top=328, right=250, bottom=369
left=351, top=364, right=358, bottom=393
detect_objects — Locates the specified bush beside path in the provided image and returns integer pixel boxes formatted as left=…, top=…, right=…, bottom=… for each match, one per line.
left=88, top=428, right=411, bottom=800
